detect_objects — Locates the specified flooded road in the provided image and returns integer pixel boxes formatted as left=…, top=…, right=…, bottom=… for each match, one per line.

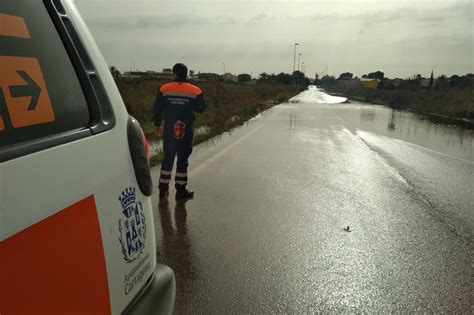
left=151, top=100, right=473, bottom=313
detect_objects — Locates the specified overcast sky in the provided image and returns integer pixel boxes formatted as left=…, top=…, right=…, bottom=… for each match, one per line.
left=75, top=0, right=473, bottom=79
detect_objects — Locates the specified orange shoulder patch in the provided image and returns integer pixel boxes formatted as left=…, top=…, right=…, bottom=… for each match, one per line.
left=160, top=82, right=201, bottom=96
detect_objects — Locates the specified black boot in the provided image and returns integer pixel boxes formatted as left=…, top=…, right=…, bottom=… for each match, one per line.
left=175, top=188, right=194, bottom=200
left=159, top=191, right=169, bottom=204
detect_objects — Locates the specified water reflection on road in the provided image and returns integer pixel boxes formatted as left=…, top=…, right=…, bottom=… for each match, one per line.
left=354, top=104, right=473, bottom=161
left=157, top=200, right=200, bottom=311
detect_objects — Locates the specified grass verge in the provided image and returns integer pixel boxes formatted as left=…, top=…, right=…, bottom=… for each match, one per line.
left=326, top=86, right=474, bottom=121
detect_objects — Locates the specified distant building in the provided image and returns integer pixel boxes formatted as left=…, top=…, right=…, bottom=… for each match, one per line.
left=122, top=69, right=174, bottom=80
left=337, top=78, right=362, bottom=89
left=154, top=68, right=174, bottom=80
left=392, top=78, right=402, bottom=88
left=222, top=73, right=238, bottom=82
left=361, top=78, right=379, bottom=89
left=122, top=71, right=147, bottom=79
left=196, top=73, right=221, bottom=82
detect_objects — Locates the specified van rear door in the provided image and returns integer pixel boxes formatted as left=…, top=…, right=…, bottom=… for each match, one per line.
left=0, top=1, right=171, bottom=313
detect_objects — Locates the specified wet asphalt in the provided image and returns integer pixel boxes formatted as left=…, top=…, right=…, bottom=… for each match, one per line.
left=151, top=101, right=473, bottom=313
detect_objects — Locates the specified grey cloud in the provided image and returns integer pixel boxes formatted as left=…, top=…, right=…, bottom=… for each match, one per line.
left=88, top=15, right=237, bottom=30
left=309, top=7, right=409, bottom=24
left=309, top=2, right=472, bottom=28
left=418, top=2, right=472, bottom=24
left=75, top=0, right=472, bottom=78
left=84, top=2, right=471, bottom=32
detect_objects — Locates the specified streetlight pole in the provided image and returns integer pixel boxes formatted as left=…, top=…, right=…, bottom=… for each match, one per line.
left=297, top=53, right=302, bottom=71
left=293, top=43, right=299, bottom=74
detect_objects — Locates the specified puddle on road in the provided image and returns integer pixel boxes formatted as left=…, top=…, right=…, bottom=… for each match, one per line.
left=353, top=104, right=473, bottom=161
left=283, top=102, right=473, bottom=161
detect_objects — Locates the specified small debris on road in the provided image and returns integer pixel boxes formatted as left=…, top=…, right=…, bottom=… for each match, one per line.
left=343, top=226, right=351, bottom=232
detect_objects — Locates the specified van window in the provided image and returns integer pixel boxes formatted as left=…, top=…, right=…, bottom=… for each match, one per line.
left=0, top=1, right=90, bottom=149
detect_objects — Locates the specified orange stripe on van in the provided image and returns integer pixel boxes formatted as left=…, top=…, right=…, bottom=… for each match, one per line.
left=0, top=196, right=112, bottom=315
left=160, top=82, right=202, bottom=96
left=0, top=13, right=30, bottom=39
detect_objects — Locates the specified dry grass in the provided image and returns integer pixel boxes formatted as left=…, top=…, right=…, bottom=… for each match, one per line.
left=116, top=78, right=298, bottom=137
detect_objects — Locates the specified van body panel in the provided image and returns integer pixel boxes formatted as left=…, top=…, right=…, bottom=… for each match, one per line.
left=1, top=195, right=112, bottom=314
left=0, top=1, right=172, bottom=313
left=127, top=264, right=176, bottom=315
left=1, top=121, right=157, bottom=313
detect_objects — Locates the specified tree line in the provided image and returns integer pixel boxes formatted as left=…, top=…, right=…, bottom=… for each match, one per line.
left=315, top=70, right=474, bottom=90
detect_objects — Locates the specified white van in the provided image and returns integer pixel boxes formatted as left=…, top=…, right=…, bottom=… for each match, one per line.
left=0, top=0, right=175, bottom=314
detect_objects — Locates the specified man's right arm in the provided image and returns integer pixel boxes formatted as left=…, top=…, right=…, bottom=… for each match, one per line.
left=153, top=90, right=165, bottom=138
left=153, top=90, right=165, bottom=127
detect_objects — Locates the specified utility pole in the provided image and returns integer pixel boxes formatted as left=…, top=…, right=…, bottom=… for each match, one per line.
left=293, top=43, right=299, bottom=74
left=297, top=53, right=302, bottom=71
left=293, top=43, right=299, bottom=88
left=223, top=62, right=226, bottom=74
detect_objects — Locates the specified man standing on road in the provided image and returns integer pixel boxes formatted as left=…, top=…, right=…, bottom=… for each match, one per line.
left=153, top=63, right=206, bottom=200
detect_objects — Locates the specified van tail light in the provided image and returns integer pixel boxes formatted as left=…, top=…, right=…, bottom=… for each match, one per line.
left=127, top=116, right=153, bottom=196
left=141, top=128, right=150, bottom=160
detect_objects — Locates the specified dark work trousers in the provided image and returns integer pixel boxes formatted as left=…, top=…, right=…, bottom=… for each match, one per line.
left=159, top=128, right=193, bottom=193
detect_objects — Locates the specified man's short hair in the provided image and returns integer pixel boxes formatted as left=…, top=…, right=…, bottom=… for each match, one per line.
left=173, top=63, right=188, bottom=80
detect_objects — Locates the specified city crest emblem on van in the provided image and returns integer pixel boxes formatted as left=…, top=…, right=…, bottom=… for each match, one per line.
left=118, top=187, right=147, bottom=263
